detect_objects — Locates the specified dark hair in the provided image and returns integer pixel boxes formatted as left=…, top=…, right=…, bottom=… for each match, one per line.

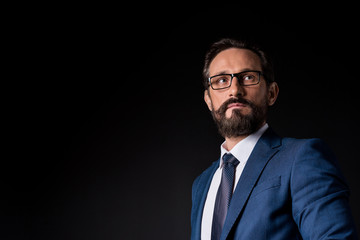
left=203, top=38, right=275, bottom=89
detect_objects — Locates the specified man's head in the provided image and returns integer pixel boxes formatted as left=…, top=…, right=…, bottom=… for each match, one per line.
left=203, top=38, right=279, bottom=138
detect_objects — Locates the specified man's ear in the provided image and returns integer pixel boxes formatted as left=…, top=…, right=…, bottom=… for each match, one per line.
left=267, top=82, right=279, bottom=106
left=204, top=90, right=213, bottom=111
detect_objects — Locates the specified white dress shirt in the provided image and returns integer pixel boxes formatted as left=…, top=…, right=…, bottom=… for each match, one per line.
left=201, top=123, right=268, bottom=240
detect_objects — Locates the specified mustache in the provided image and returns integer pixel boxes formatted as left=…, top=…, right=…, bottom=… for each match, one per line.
left=214, top=97, right=253, bottom=115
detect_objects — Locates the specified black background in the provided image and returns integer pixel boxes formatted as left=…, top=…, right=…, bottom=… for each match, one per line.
left=3, top=5, right=359, bottom=239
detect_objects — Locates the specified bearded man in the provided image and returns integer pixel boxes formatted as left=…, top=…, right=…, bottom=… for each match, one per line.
left=190, top=38, right=358, bottom=240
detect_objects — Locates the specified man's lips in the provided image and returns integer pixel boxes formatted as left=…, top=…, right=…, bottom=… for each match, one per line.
left=227, top=103, right=247, bottom=109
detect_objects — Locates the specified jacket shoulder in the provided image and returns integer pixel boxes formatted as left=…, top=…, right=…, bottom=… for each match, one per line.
left=260, top=128, right=331, bottom=152
left=281, top=137, right=336, bottom=158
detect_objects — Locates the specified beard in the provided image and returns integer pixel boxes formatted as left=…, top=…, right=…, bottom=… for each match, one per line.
left=211, top=97, right=268, bottom=138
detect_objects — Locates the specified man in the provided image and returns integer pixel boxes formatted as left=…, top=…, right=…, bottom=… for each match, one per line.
left=191, top=38, right=358, bottom=240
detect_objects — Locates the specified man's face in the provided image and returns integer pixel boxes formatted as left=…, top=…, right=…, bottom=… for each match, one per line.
left=204, top=48, right=278, bottom=138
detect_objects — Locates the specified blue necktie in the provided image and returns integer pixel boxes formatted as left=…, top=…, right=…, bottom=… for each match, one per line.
left=211, top=153, right=239, bottom=240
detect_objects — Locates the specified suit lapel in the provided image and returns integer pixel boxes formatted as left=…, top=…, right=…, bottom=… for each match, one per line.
left=192, top=161, right=219, bottom=240
left=220, top=128, right=282, bottom=240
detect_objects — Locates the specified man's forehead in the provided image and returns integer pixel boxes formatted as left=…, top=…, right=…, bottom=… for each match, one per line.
left=209, top=48, right=261, bottom=76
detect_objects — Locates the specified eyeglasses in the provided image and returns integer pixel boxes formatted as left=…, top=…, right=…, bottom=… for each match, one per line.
left=208, top=70, right=262, bottom=90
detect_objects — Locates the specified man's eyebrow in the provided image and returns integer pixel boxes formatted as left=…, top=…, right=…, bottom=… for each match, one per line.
left=211, top=68, right=257, bottom=77
left=211, top=70, right=231, bottom=76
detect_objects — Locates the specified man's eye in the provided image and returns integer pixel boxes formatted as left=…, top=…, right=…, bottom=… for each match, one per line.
left=217, top=78, right=229, bottom=83
left=243, top=74, right=255, bottom=81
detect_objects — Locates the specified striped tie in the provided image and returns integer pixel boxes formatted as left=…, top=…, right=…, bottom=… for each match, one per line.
left=211, top=153, right=239, bottom=240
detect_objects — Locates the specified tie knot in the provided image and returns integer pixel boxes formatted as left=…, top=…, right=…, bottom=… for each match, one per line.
left=222, top=153, right=239, bottom=167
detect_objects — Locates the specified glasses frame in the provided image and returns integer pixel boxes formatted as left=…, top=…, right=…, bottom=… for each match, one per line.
left=208, top=70, right=262, bottom=90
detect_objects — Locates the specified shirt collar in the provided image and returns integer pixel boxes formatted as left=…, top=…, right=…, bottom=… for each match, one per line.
left=220, top=123, right=269, bottom=168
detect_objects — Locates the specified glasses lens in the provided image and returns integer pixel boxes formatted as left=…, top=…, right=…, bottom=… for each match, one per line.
left=239, top=71, right=260, bottom=86
left=210, top=75, right=232, bottom=89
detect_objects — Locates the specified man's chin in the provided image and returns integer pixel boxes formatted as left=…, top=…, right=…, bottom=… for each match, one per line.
left=225, top=108, right=250, bottom=119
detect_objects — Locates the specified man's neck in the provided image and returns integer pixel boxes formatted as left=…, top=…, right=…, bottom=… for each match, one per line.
left=223, top=122, right=267, bottom=151
left=223, top=136, right=248, bottom=151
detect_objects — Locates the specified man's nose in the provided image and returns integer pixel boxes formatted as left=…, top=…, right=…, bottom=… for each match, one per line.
left=229, top=77, right=245, bottom=97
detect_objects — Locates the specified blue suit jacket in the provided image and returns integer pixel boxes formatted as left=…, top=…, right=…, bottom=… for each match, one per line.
left=191, top=128, right=358, bottom=239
